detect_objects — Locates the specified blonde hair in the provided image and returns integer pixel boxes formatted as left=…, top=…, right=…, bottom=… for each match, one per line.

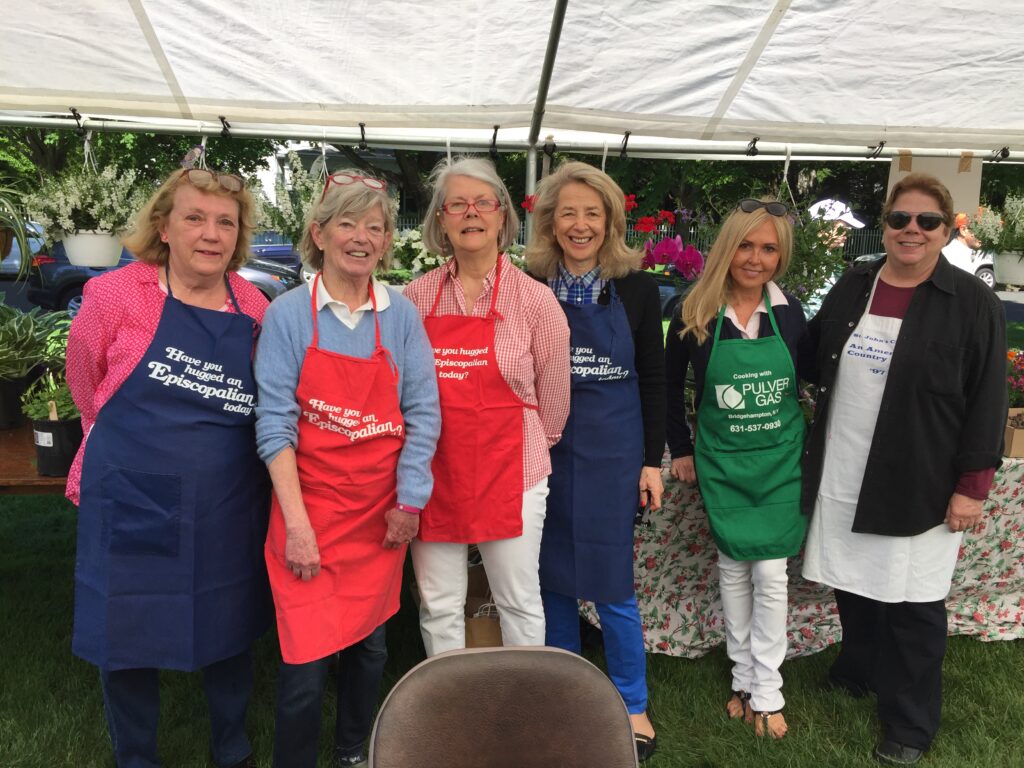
left=420, top=156, right=520, bottom=255
left=525, top=161, right=641, bottom=280
left=299, top=170, right=397, bottom=272
left=680, top=200, right=793, bottom=344
left=123, top=169, right=255, bottom=271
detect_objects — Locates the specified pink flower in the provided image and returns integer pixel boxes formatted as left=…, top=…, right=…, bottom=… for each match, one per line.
left=973, top=611, right=985, bottom=623
left=673, top=244, right=704, bottom=280
left=645, top=556, right=657, bottom=570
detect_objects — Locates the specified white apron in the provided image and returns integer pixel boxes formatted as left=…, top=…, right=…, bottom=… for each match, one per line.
left=802, top=274, right=962, bottom=603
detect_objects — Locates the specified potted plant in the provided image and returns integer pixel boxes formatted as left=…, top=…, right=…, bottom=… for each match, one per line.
left=0, top=180, right=35, bottom=278
left=25, top=165, right=147, bottom=266
left=971, top=195, right=1024, bottom=285
left=1006, top=348, right=1024, bottom=458
left=20, top=369, right=82, bottom=476
left=0, top=301, right=70, bottom=429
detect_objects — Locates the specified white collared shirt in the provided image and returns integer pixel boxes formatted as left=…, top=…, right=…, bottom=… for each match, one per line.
left=724, top=281, right=787, bottom=339
left=309, top=274, right=392, bottom=330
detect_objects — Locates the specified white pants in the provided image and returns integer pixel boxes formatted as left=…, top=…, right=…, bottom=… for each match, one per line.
left=717, top=550, right=788, bottom=713
left=411, top=479, right=549, bottom=657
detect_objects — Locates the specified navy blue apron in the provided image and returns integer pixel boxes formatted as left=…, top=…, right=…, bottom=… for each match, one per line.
left=73, top=268, right=271, bottom=671
left=540, top=280, right=644, bottom=603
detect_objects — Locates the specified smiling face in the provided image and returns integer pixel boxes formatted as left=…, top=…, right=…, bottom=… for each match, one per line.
left=438, top=175, right=505, bottom=260
left=728, top=219, right=781, bottom=296
left=882, top=190, right=950, bottom=275
left=160, top=184, right=240, bottom=283
left=553, top=181, right=607, bottom=275
left=312, top=204, right=391, bottom=285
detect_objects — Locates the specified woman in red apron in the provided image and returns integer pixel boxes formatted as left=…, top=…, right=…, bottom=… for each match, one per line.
left=404, top=157, right=570, bottom=657
left=524, top=162, right=666, bottom=761
left=67, top=169, right=270, bottom=768
left=666, top=199, right=810, bottom=739
left=255, top=172, right=440, bottom=768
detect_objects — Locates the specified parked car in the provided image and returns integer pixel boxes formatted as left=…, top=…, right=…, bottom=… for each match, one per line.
left=854, top=247, right=996, bottom=289
left=0, top=223, right=44, bottom=278
left=250, top=242, right=301, bottom=270
left=27, top=243, right=302, bottom=315
left=652, top=268, right=688, bottom=319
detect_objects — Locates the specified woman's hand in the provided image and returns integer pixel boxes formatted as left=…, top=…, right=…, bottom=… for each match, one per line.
left=671, top=456, right=696, bottom=485
left=383, top=507, right=420, bottom=549
left=944, top=493, right=984, bottom=533
left=639, top=466, right=663, bottom=511
left=285, top=522, right=321, bottom=581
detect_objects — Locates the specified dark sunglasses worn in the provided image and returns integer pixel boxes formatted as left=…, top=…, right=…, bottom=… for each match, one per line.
left=738, top=198, right=788, bottom=217
left=884, top=211, right=947, bottom=231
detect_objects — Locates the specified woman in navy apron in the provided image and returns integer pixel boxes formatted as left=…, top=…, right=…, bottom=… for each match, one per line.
left=525, top=162, right=666, bottom=761
left=665, top=199, right=809, bottom=740
left=66, top=169, right=271, bottom=768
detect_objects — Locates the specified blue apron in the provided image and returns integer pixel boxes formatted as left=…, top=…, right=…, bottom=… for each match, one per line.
left=73, top=269, right=271, bottom=671
left=540, top=281, right=644, bottom=603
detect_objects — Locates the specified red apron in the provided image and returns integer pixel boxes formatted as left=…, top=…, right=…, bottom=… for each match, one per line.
left=265, top=275, right=406, bottom=664
left=420, top=256, right=536, bottom=543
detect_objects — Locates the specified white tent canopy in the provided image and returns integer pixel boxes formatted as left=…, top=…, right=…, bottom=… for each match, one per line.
left=2, top=0, right=1023, bottom=160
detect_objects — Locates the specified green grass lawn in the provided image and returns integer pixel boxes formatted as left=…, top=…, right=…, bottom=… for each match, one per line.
left=1009, top=321, right=1024, bottom=349
left=2, top=495, right=1022, bottom=767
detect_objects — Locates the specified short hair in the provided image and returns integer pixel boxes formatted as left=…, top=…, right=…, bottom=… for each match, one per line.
left=525, top=161, right=641, bottom=280
left=299, top=170, right=397, bottom=272
left=420, top=156, right=520, bottom=255
left=123, top=169, right=255, bottom=271
left=882, top=173, right=954, bottom=229
left=680, top=199, right=793, bottom=344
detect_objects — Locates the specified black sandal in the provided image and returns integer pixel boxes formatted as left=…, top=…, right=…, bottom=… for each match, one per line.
left=726, top=689, right=751, bottom=720
left=634, top=733, right=657, bottom=762
left=754, top=708, right=787, bottom=739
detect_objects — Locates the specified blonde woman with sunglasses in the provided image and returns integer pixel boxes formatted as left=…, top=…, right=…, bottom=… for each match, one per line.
left=665, top=198, right=810, bottom=739
left=66, top=168, right=271, bottom=768
left=254, top=171, right=440, bottom=768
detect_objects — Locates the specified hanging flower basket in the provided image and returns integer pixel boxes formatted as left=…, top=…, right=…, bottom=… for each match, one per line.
left=62, top=230, right=123, bottom=266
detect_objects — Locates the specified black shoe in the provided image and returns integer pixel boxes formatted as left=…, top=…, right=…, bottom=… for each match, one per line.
left=874, top=740, right=924, bottom=765
left=825, top=672, right=871, bottom=698
left=634, top=733, right=657, bottom=762
left=227, top=757, right=255, bottom=768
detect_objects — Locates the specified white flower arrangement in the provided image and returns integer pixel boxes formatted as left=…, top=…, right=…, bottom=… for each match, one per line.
left=391, top=227, right=444, bottom=275
left=26, top=165, right=148, bottom=244
left=267, top=151, right=319, bottom=247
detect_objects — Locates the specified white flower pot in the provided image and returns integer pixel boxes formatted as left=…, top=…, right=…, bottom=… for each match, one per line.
left=994, top=251, right=1024, bottom=285
left=62, top=231, right=122, bottom=267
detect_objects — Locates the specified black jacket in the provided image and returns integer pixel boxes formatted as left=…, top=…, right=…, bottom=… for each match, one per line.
left=801, top=255, right=1007, bottom=535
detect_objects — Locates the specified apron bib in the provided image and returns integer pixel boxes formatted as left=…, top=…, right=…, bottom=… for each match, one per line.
left=73, top=268, right=271, bottom=672
left=541, top=281, right=643, bottom=603
left=419, top=257, right=535, bottom=542
left=265, top=275, right=407, bottom=664
left=694, top=295, right=806, bottom=560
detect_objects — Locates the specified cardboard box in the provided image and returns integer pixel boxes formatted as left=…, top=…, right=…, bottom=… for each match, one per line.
left=465, top=560, right=502, bottom=648
left=1006, top=408, right=1024, bottom=458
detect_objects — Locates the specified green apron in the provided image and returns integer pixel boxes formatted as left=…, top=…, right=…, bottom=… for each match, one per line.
left=694, top=296, right=806, bottom=560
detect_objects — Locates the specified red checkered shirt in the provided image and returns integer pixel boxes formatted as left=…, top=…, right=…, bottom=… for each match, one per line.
left=405, top=254, right=570, bottom=488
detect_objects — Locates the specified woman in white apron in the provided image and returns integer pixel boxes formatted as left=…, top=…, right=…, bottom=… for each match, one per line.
left=802, top=173, right=1007, bottom=766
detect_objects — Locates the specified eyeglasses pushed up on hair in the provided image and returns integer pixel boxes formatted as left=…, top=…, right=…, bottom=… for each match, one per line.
left=181, top=168, right=244, bottom=193
left=738, top=198, right=788, bottom=217
left=440, top=199, right=503, bottom=216
left=319, top=173, right=388, bottom=202
left=884, top=211, right=947, bottom=231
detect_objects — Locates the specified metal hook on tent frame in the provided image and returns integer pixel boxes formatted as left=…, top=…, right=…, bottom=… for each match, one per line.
left=69, top=107, right=85, bottom=137
left=619, top=131, right=631, bottom=159
left=990, top=146, right=1010, bottom=162
left=543, top=138, right=557, bottom=159
left=198, top=135, right=208, bottom=169
left=219, top=116, right=232, bottom=139
left=82, top=129, right=98, bottom=174
left=866, top=141, right=886, bottom=159
left=489, top=125, right=500, bottom=165
left=358, top=123, right=368, bottom=150
left=746, top=137, right=760, bottom=157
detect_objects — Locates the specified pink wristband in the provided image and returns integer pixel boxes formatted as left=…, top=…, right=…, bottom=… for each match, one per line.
left=396, top=503, right=421, bottom=515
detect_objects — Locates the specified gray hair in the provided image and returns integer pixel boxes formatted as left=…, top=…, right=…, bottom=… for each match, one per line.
left=420, top=156, right=520, bottom=255
left=299, top=170, right=398, bottom=271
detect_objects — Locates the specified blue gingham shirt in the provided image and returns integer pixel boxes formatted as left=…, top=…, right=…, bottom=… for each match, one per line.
left=549, top=263, right=606, bottom=305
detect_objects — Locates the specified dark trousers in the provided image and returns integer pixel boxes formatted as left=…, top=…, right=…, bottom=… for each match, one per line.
left=273, top=624, right=388, bottom=768
left=832, top=589, right=947, bottom=751
left=99, top=650, right=254, bottom=768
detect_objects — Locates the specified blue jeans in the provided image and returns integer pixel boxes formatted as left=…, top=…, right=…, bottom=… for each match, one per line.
left=99, top=650, right=254, bottom=768
left=273, top=624, right=388, bottom=768
left=542, top=589, right=648, bottom=713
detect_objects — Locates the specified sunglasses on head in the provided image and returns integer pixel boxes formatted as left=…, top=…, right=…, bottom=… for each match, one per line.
left=738, top=198, right=788, bottom=217
left=320, top=173, right=388, bottom=202
left=884, top=211, right=947, bottom=231
left=180, top=168, right=244, bottom=193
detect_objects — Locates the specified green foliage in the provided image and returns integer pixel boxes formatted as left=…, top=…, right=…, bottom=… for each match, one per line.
left=0, top=300, right=71, bottom=380
left=0, top=177, right=34, bottom=278
left=20, top=369, right=78, bottom=420
left=265, top=151, right=318, bottom=247
left=971, top=194, right=1024, bottom=254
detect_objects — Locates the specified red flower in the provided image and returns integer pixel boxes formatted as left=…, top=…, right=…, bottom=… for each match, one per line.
left=973, top=611, right=985, bottom=622
left=657, top=209, right=676, bottom=225
left=1001, top=539, right=1013, bottom=550
left=520, top=195, right=536, bottom=213
left=624, top=194, right=638, bottom=212
left=800, top=626, right=814, bottom=639
left=645, top=556, right=657, bottom=570
left=656, top=641, right=669, bottom=651
left=635, top=216, right=658, bottom=233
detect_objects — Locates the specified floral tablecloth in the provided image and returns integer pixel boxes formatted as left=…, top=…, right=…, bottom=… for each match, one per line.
left=584, top=454, right=1024, bottom=658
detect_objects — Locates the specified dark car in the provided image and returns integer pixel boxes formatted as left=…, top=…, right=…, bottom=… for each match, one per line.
left=28, top=243, right=302, bottom=315
left=0, top=223, right=45, bottom=279
left=652, top=268, right=688, bottom=319
left=250, top=243, right=302, bottom=270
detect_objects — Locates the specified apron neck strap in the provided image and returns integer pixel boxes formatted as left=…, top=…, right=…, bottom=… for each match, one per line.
left=164, top=263, right=238, bottom=312
left=310, top=272, right=384, bottom=350
left=428, top=254, right=505, bottom=319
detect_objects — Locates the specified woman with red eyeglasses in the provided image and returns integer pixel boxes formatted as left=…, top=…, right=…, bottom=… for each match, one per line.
left=801, top=173, right=1006, bottom=766
left=254, top=170, right=440, bottom=768
left=67, top=168, right=271, bottom=768
left=404, top=157, right=571, bottom=656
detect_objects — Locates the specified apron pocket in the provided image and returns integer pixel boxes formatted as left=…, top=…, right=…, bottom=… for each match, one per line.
left=103, top=465, right=182, bottom=557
